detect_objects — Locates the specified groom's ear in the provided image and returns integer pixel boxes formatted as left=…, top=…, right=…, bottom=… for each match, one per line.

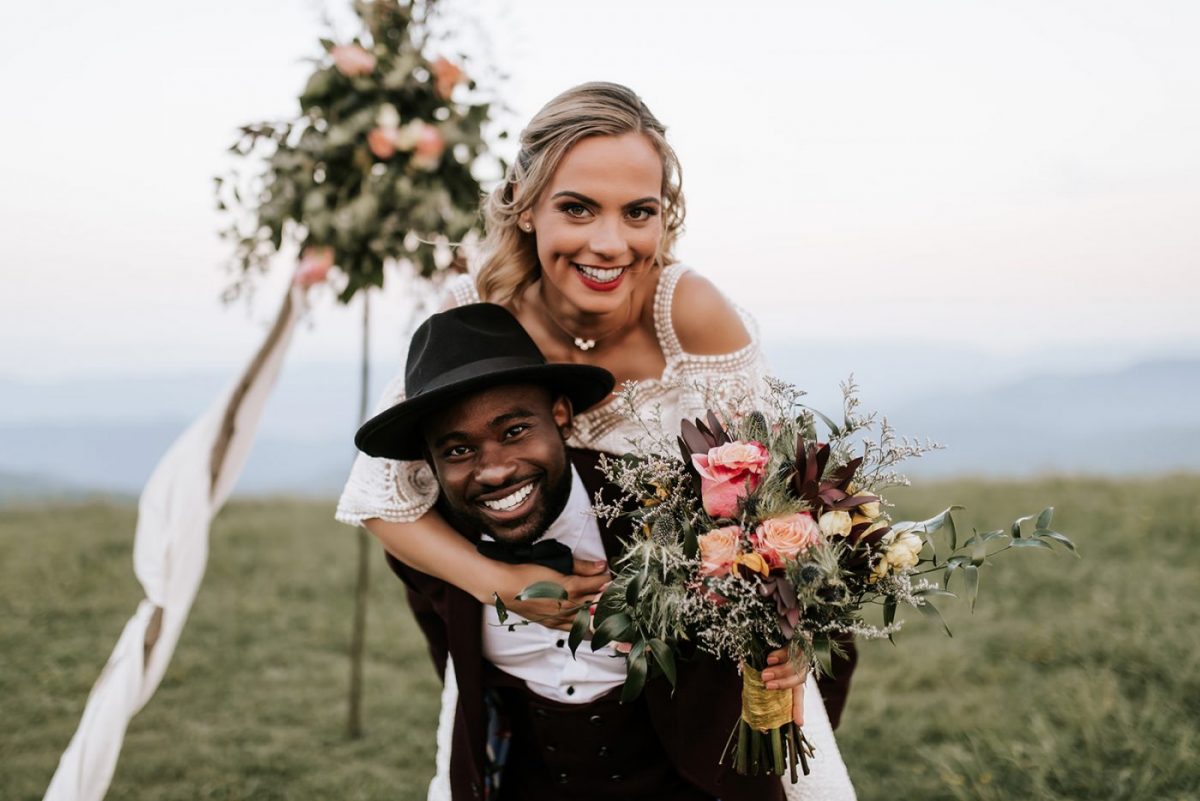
left=552, top=394, right=574, bottom=438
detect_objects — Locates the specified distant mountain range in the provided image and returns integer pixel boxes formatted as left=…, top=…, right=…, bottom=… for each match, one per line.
left=1, top=350, right=1197, bottom=501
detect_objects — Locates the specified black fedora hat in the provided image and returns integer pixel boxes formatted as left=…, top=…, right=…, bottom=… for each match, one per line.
left=355, top=303, right=614, bottom=460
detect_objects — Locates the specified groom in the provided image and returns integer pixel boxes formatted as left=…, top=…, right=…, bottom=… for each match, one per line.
left=355, top=304, right=817, bottom=800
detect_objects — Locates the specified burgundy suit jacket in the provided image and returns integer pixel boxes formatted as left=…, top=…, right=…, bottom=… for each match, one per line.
left=389, top=449, right=854, bottom=800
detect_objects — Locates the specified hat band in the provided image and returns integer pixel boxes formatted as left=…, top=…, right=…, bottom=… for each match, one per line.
left=411, top=355, right=550, bottom=398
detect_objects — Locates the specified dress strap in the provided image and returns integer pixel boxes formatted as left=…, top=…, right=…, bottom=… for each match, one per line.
left=652, top=263, right=689, bottom=362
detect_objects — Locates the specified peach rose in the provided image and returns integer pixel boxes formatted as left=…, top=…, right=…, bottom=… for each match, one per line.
left=367, top=126, right=397, bottom=160
left=698, top=525, right=743, bottom=577
left=752, top=512, right=821, bottom=568
left=330, top=44, right=376, bottom=78
left=294, top=245, right=334, bottom=287
left=692, top=440, right=770, bottom=519
left=431, top=56, right=465, bottom=99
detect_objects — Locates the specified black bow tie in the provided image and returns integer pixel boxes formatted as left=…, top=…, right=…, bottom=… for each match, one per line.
left=476, top=538, right=574, bottom=574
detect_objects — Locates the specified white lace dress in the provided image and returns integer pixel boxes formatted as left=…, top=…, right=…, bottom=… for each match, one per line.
left=336, top=263, right=857, bottom=801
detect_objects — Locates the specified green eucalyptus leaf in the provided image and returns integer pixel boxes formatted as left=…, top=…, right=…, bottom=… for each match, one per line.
left=591, top=612, right=634, bottom=652
left=492, top=592, right=507, bottom=624
left=800, top=405, right=841, bottom=437
left=626, top=571, right=645, bottom=607
left=883, top=597, right=897, bottom=628
left=568, top=606, right=590, bottom=657
left=649, top=638, right=677, bottom=687
left=1010, top=538, right=1054, bottom=551
left=622, top=646, right=649, bottom=703
left=1037, top=530, right=1078, bottom=553
left=1036, top=507, right=1054, bottom=530
left=513, top=581, right=568, bottom=602
left=963, top=565, right=979, bottom=612
left=813, top=636, right=834, bottom=677
left=916, top=598, right=953, bottom=637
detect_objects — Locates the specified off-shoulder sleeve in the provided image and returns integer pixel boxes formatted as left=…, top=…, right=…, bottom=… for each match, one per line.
left=334, top=371, right=441, bottom=526
left=333, top=272, right=481, bottom=527
left=654, top=264, right=773, bottom=415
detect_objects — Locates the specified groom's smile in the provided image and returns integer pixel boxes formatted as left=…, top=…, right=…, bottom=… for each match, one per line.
left=423, top=383, right=574, bottom=546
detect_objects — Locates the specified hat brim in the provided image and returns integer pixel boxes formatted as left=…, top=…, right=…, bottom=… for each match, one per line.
left=354, top=363, right=614, bottom=461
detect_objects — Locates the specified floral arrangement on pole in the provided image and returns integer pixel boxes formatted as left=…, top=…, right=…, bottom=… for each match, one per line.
left=500, top=378, right=1077, bottom=782
left=217, top=0, right=497, bottom=302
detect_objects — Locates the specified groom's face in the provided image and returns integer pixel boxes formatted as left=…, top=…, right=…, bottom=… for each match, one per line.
left=423, top=383, right=573, bottom=545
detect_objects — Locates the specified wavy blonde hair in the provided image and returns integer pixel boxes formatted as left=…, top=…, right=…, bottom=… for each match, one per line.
left=475, top=82, right=685, bottom=305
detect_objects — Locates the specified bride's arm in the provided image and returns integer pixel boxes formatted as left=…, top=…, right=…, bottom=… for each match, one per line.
left=363, top=510, right=609, bottom=614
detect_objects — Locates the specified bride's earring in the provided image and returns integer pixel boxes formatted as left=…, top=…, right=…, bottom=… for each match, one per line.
left=521, top=222, right=533, bottom=232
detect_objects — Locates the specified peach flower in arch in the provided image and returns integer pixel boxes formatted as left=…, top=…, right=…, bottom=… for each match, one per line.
left=431, top=56, right=466, bottom=100
left=330, top=43, right=377, bottom=78
left=295, top=246, right=334, bottom=288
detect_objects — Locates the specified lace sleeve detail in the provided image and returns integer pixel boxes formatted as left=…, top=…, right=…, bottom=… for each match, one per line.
left=334, top=372, right=441, bottom=526
left=656, top=262, right=772, bottom=412
left=447, top=272, right=481, bottom=307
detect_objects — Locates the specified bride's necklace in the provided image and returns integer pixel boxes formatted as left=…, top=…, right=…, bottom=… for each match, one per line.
left=539, top=296, right=630, bottom=353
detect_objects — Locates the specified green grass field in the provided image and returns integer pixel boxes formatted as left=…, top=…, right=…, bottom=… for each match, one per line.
left=3, top=476, right=1198, bottom=800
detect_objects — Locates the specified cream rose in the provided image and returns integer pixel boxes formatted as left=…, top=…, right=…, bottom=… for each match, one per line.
left=852, top=492, right=882, bottom=520
left=818, top=510, right=853, bottom=538
left=753, top=512, right=821, bottom=569
left=698, top=525, right=743, bottom=577
left=871, top=527, right=924, bottom=580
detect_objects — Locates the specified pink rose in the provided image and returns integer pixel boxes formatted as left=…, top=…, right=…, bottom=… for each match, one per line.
left=411, top=124, right=446, bottom=170
left=692, top=440, right=770, bottom=518
left=431, top=56, right=466, bottom=100
left=294, top=245, right=334, bottom=288
left=698, top=525, right=743, bottom=577
left=331, top=44, right=376, bottom=78
left=752, top=513, right=821, bottom=569
left=367, top=126, right=397, bottom=160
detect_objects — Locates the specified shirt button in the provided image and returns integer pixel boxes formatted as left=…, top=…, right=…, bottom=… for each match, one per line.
left=589, top=714, right=603, bottom=727
left=556, top=639, right=565, bottom=648
left=535, top=708, right=550, bottom=719
left=609, top=773, right=623, bottom=782
left=566, top=686, right=575, bottom=696
left=545, top=744, right=557, bottom=754
left=557, top=772, right=570, bottom=784
left=597, top=746, right=610, bottom=758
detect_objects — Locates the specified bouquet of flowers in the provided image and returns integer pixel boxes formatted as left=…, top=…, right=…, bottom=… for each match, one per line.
left=510, top=378, right=1076, bottom=783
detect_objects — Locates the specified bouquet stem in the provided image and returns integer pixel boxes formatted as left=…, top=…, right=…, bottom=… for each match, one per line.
left=719, top=665, right=816, bottom=781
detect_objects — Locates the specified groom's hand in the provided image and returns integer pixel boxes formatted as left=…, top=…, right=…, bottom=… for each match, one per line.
left=762, top=647, right=809, bottom=727
left=501, top=559, right=610, bottom=631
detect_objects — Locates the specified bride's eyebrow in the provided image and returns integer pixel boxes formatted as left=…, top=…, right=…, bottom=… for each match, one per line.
left=550, top=190, right=660, bottom=208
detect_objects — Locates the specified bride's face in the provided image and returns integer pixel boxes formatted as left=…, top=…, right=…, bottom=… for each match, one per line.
left=525, top=132, right=664, bottom=315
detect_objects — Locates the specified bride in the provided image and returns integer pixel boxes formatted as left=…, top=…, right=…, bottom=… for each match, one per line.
left=337, top=81, right=857, bottom=800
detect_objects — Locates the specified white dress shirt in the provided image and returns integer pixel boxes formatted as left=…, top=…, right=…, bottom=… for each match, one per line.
left=480, top=466, right=628, bottom=703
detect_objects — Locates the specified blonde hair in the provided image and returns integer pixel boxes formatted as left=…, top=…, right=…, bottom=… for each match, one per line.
left=475, top=82, right=685, bottom=305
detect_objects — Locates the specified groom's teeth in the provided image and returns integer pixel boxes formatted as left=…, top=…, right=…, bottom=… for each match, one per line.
left=483, top=484, right=533, bottom=511
left=575, top=263, right=624, bottom=283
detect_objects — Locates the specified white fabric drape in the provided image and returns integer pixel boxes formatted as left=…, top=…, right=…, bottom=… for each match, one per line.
left=43, top=285, right=307, bottom=801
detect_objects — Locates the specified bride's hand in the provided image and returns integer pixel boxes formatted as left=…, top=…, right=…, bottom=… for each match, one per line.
left=498, top=558, right=610, bottom=631
left=761, top=647, right=809, bottom=727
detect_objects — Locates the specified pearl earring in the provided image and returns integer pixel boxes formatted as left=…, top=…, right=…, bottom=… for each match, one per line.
left=521, top=222, right=533, bottom=232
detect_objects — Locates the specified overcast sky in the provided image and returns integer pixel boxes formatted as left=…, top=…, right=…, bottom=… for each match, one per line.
left=1, top=0, right=1197, bottom=381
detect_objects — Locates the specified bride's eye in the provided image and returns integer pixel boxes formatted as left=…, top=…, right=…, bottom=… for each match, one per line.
left=559, top=202, right=590, bottom=218
left=628, top=206, right=658, bottom=221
